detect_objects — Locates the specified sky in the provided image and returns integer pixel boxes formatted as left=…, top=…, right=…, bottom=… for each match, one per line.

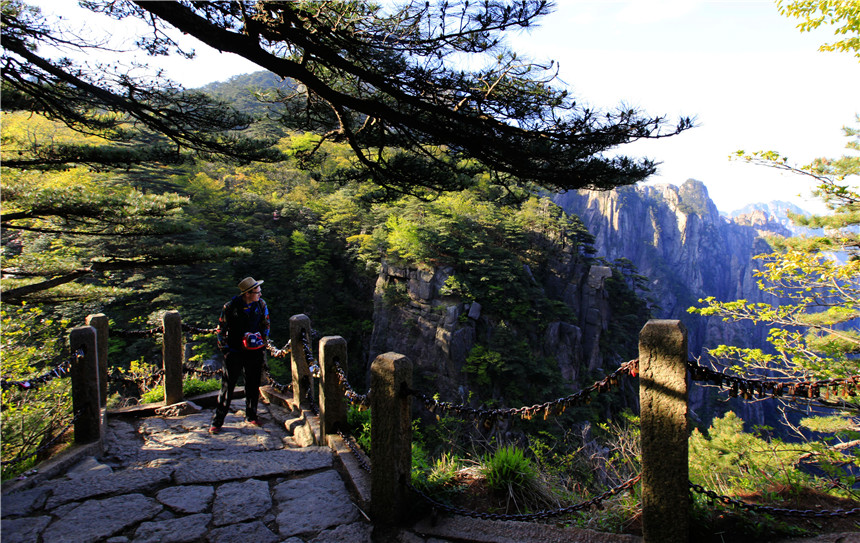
left=504, top=1, right=860, bottom=215
left=30, top=0, right=860, bottom=215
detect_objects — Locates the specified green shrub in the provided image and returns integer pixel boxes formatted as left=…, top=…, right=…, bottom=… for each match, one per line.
left=527, top=412, right=642, bottom=533
left=1, top=305, right=73, bottom=480
left=426, top=452, right=463, bottom=488
left=140, top=377, right=221, bottom=404
left=411, top=450, right=467, bottom=507
left=411, top=440, right=432, bottom=485
left=566, top=491, right=641, bottom=535
left=420, top=408, right=474, bottom=458
left=689, top=411, right=816, bottom=496
left=482, top=445, right=535, bottom=491
left=480, top=445, right=557, bottom=512
left=265, top=356, right=291, bottom=387
left=346, top=404, right=372, bottom=453
left=690, top=492, right=811, bottom=541
left=347, top=405, right=462, bottom=496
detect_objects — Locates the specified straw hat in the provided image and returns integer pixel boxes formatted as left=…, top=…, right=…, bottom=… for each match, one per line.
left=237, top=277, right=264, bottom=294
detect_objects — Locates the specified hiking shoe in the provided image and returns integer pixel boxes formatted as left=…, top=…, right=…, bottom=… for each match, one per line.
left=246, top=419, right=263, bottom=427
left=209, top=425, right=222, bottom=434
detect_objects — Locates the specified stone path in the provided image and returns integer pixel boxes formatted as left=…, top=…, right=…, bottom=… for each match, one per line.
left=2, top=394, right=657, bottom=543
left=1, top=399, right=375, bottom=543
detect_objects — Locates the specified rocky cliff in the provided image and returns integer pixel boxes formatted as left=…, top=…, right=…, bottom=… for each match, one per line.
left=554, top=179, right=791, bottom=356
left=367, top=256, right=626, bottom=404
left=554, top=179, right=795, bottom=426
left=364, top=180, right=794, bottom=423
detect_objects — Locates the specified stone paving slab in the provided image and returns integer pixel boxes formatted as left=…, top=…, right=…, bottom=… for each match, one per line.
left=274, top=470, right=360, bottom=537
left=44, top=465, right=174, bottom=509
left=0, top=516, right=51, bottom=543
left=308, top=521, right=374, bottom=542
left=65, top=456, right=113, bottom=478
left=208, top=519, right=280, bottom=543
left=1, top=405, right=364, bottom=543
left=0, top=400, right=665, bottom=543
left=40, top=493, right=163, bottom=543
left=132, top=512, right=211, bottom=543
left=172, top=446, right=332, bottom=484
left=155, top=485, right=214, bottom=514
left=212, top=478, right=271, bottom=526
left=1, top=486, right=50, bottom=518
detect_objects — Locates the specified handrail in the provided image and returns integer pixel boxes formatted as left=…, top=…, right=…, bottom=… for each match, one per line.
left=328, top=322, right=860, bottom=533
left=1, top=350, right=78, bottom=391
left=8, top=311, right=860, bottom=538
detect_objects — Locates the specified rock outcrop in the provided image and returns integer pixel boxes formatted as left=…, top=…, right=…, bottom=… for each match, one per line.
left=554, top=179, right=795, bottom=427
left=367, top=257, right=619, bottom=402
left=554, top=179, right=791, bottom=356
left=365, top=179, right=796, bottom=425
left=368, top=264, right=473, bottom=399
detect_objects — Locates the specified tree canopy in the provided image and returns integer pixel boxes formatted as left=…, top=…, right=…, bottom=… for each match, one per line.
left=0, top=0, right=696, bottom=304
left=0, top=0, right=283, bottom=169
left=692, top=128, right=859, bottom=416
left=778, top=0, right=860, bottom=61
left=5, top=0, right=692, bottom=199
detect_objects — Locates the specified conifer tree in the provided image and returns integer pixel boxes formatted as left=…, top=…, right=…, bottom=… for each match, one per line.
left=688, top=126, right=859, bottom=502
left=1, top=0, right=694, bottom=301
left=5, top=0, right=693, bottom=200
left=0, top=112, right=250, bottom=305
left=1, top=1, right=282, bottom=169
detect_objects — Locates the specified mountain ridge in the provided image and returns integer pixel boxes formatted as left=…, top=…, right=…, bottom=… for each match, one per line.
left=553, top=179, right=798, bottom=427
left=554, top=179, right=790, bottom=351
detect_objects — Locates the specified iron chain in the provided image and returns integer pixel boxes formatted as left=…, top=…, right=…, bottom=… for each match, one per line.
left=689, top=482, right=860, bottom=519
left=407, top=359, right=638, bottom=423
left=687, top=360, right=860, bottom=403
left=337, top=429, right=372, bottom=473
left=1, top=349, right=80, bottom=391
left=334, top=361, right=370, bottom=407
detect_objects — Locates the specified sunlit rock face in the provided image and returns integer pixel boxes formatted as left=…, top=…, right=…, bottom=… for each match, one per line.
left=554, top=180, right=794, bottom=427
left=554, top=179, right=790, bottom=355
left=366, top=179, right=798, bottom=427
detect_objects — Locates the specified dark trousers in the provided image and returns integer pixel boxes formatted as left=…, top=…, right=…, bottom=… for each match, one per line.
left=212, top=350, right=263, bottom=426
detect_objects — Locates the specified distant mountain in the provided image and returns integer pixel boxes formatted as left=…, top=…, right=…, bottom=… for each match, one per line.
left=727, top=201, right=813, bottom=236
left=728, top=200, right=808, bottom=218
left=197, top=71, right=295, bottom=124
left=554, top=179, right=791, bottom=353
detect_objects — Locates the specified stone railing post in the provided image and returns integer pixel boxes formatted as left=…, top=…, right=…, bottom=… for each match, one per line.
left=69, top=326, right=103, bottom=445
left=370, top=352, right=412, bottom=524
left=289, top=314, right=312, bottom=408
left=639, top=319, right=689, bottom=543
left=162, top=310, right=184, bottom=405
left=85, top=313, right=109, bottom=407
left=320, top=336, right=348, bottom=435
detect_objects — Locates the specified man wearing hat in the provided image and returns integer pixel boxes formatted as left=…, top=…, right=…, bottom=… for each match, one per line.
left=210, top=277, right=270, bottom=433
